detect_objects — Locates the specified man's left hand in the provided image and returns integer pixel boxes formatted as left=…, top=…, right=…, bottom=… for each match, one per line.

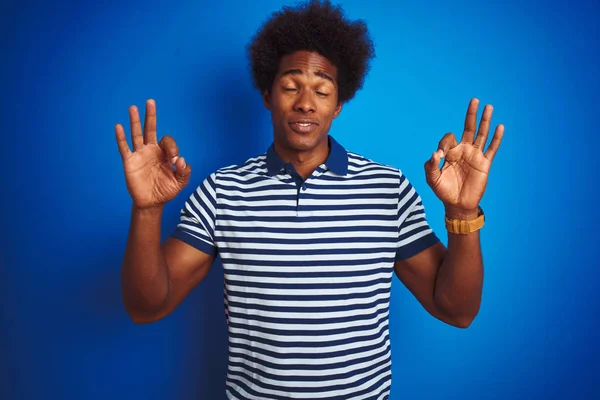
left=424, top=98, right=504, bottom=219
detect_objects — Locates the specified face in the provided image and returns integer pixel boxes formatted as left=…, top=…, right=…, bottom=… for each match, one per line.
left=263, top=50, right=343, bottom=153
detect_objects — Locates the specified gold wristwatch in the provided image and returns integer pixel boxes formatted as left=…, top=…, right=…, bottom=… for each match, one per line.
left=445, top=206, right=485, bottom=235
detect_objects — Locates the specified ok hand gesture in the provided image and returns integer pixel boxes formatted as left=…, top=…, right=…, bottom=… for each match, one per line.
left=115, top=99, right=192, bottom=210
left=425, top=98, right=504, bottom=215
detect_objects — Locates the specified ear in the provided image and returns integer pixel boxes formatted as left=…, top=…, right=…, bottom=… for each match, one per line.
left=333, top=101, right=343, bottom=119
left=262, top=90, right=271, bottom=110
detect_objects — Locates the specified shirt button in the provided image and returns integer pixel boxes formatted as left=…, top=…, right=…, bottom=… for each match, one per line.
left=301, top=184, right=307, bottom=191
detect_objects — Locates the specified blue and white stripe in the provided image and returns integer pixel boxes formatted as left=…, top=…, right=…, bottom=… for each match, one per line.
left=172, top=136, right=439, bottom=399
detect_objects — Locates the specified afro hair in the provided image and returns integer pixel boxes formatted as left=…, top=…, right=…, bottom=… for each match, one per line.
left=247, top=0, right=375, bottom=104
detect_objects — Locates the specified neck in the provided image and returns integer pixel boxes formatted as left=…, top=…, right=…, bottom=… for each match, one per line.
left=274, top=136, right=329, bottom=180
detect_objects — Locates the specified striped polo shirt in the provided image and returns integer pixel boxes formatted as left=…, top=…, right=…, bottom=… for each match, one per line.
left=172, top=135, right=440, bottom=400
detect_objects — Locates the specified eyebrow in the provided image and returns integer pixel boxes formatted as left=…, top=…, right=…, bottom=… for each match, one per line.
left=280, top=69, right=335, bottom=85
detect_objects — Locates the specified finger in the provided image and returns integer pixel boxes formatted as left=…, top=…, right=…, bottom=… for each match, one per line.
left=424, top=149, right=443, bottom=186
left=159, top=135, right=179, bottom=163
left=461, top=98, right=479, bottom=144
left=485, top=124, right=504, bottom=162
left=129, top=105, right=144, bottom=151
left=144, top=99, right=157, bottom=144
left=115, top=124, right=131, bottom=160
left=437, top=132, right=459, bottom=156
left=474, top=104, right=493, bottom=150
left=174, top=157, right=192, bottom=185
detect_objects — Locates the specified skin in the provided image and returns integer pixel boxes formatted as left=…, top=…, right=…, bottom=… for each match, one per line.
left=116, top=101, right=215, bottom=324
left=116, top=51, right=504, bottom=327
left=396, top=98, right=504, bottom=328
left=263, top=50, right=343, bottom=179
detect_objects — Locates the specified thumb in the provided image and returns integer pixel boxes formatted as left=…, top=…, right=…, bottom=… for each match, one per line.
left=174, top=156, right=192, bottom=185
left=424, top=149, right=443, bottom=186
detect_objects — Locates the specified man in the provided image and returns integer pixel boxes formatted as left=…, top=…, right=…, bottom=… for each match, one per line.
left=115, top=1, right=504, bottom=399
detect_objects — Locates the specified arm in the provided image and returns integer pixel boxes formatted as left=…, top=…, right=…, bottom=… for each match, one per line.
left=394, top=208, right=483, bottom=329
left=115, top=99, right=217, bottom=324
left=395, top=98, right=503, bottom=328
left=121, top=205, right=215, bottom=324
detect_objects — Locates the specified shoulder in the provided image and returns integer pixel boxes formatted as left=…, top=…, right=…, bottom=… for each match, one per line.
left=345, top=150, right=404, bottom=180
left=344, top=150, right=424, bottom=205
left=198, top=152, right=270, bottom=185
left=215, top=152, right=268, bottom=177
left=180, top=152, right=270, bottom=211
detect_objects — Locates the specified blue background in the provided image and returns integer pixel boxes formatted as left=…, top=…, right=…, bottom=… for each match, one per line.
left=2, top=0, right=598, bottom=399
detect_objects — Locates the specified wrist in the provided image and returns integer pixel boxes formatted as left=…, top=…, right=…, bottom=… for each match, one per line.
left=132, top=204, right=165, bottom=219
left=444, top=205, right=479, bottom=220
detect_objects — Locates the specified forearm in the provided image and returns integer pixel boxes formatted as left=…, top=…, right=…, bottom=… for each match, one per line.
left=121, top=205, right=170, bottom=316
left=434, top=208, right=483, bottom=325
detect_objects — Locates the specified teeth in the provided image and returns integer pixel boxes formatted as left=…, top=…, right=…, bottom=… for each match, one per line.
left=298, top=123, right=310, bottom=126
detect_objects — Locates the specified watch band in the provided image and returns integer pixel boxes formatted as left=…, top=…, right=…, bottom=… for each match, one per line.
left=445, top=206, right=485, bottom=235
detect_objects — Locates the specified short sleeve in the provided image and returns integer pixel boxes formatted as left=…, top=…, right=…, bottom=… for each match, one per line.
left=395, top=170, right=440, bottom=261
left=170, top=172, right=218, bottom=257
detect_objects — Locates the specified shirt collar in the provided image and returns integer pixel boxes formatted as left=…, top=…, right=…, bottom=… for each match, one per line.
left=265, top=135, right=348, bottom=176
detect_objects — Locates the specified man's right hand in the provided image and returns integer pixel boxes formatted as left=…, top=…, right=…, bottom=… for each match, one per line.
left=115, top=99, right=192, bottom=210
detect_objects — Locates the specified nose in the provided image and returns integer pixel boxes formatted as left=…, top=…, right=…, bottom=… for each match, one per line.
left=293, top=89, right=316, bottom=113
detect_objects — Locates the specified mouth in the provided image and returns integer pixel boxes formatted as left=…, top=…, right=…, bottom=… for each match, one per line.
left=289, top=120, right=319, bottom=134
